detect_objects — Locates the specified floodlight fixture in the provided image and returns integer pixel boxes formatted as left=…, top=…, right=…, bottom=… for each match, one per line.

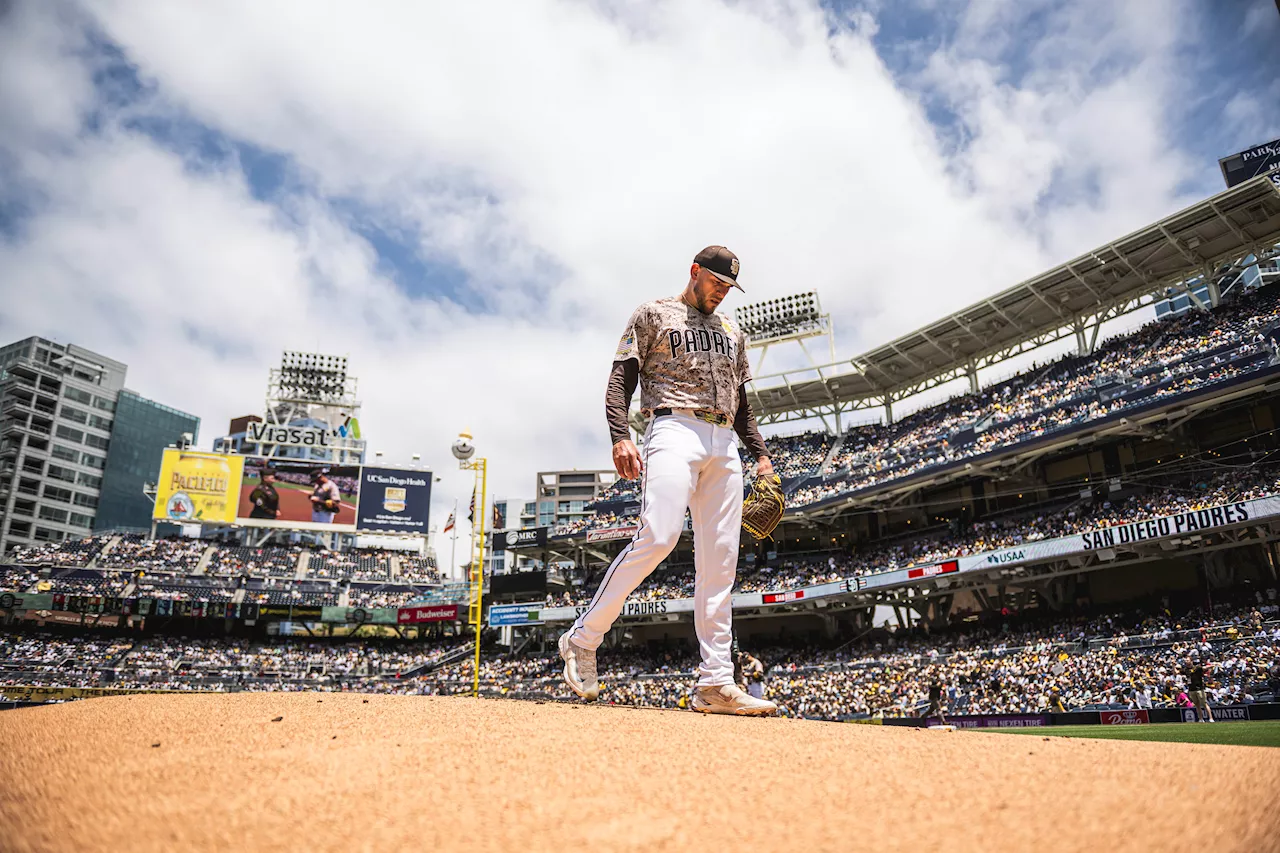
left=734, top=291, right=830, bottom=345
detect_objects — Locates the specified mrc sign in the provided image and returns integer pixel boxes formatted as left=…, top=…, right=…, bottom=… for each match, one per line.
left=246, top=418, right=361, bottom=449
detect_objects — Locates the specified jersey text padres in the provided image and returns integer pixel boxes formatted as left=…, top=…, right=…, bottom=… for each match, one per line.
left=614, top=296, right=751, bottom=418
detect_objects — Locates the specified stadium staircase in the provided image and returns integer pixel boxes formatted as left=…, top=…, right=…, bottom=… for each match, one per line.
left=389, top=556, right=403, bottom=580
left=87, top=536, right=122, bottom=568
left=337, top=585, right=350, bottom=607
left=295, top=551, right=310, bottom=580
left=818, top=432, right=846, bottom=474
left=398, top=642, right=475, bottom=679
left=193, top=546, right=215, bottom=575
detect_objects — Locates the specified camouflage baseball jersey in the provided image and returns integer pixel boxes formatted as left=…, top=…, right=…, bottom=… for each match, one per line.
left=614, top=296, right=751, bottom=418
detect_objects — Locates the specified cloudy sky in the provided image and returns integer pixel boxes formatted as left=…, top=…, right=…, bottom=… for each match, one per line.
left=1, top=0, right=1277, bottom=565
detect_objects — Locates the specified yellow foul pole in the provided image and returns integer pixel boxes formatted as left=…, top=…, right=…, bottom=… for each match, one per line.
left=469, top=459, right=488, bottom=697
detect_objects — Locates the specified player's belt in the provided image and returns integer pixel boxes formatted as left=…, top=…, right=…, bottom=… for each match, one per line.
left=654, top=407, right=729, bottom=427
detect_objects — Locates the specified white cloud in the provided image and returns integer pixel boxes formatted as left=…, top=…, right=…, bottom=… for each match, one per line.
left=0, top=0, right=1244, bottom=572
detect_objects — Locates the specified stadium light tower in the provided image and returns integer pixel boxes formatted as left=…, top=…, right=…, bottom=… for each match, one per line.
left=452, top=429, right=487, bottom=698
left=733, top=291, right=835, bottom=378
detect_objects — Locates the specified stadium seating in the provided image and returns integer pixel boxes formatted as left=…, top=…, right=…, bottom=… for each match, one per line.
left=207, top=546, right=300, bottom=577
left=791, top=285, right=1280, bottom=507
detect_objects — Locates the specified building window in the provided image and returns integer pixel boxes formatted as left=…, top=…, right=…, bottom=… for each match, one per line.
left=77, top=472, right=102, bottom=489
left=63, top=387, right=92, bottom=405
left=43, top=485, right=73, bottom=504
left=51, top=444, right=78, bottom=462
left=55, top=424, right=84, bottom=443
left=89, top=414, right=112, bottom=431
left=84, top=433, right=109, bottom=451
left=38, top=506, right=68, bottom=523
left=61, top=406, right=88, bottom=424
left=92, top=396, right=115, bottom=412
left=67, top=512, right=93, bottom=529
left=33, top=527, right=64, bottom=542
left=80, top=452, right=105, bottom=469
left=46, top=465, right=77, bottom=483
left=73, top=493, right=98, bottom=509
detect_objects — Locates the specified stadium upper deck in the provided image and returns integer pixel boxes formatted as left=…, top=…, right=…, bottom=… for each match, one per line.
left=747, top=176, right=1280, bottom=426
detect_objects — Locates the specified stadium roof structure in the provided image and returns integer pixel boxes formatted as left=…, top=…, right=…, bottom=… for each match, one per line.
left=747, top=175, right=1280, bottom=427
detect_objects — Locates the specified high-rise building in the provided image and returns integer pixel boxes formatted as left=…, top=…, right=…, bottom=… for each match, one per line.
left=0, top=337, right=197, bottom=555
left=534, top=469, right=616, bottom=528
left=94, top=391, right=201, bottom=533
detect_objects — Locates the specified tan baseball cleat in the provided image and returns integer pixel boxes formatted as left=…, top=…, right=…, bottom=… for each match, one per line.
left=692, top=683, right=777, bottom=716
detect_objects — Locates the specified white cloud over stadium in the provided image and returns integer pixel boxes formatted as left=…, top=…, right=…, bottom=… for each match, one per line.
left=1, top=0, right=1275, bottom=573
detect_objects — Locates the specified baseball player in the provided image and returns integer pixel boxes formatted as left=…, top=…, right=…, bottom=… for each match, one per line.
left=247, top=467, right=282, bottom=520
left=309, top=468, right=341, bottom=524
left=740, top=651, right=766, bottom=700
left=559, top=245, right=777, bottom=716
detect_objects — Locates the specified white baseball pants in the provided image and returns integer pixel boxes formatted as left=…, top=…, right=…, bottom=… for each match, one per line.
left=568, top=412, right=743, bottom=687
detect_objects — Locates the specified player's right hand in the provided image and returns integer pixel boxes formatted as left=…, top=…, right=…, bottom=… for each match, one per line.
left=612, top=439, right=643, bottom=480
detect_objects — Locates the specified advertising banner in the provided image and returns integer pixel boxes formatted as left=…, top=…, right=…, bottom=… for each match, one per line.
left=355, top=466, right=432, bottom=534
left=763, top=590, right=805, bottom=604
left=396, top=604, right=459, bottom=624
left=584, top=525, right=638, bottom=542
left=237, top=458, right=360, bottom=533
left=488, top=603, right=545, bottom=626
left=152, top=449, right=245, bottom=524
left=907, top=559, right=958, bottom=580
left=916, top=714, right=1048, bottom=729
left=256, top=604, right=324, bottom=620
left=1182, top=706, right=1251, bottom=722
left=492, top=528, right=549, bottom=550
left=1219, top=138, right=1280, bottom=188
left=863, top=494, right=1280, bottom=590
left=1101, top=709, right=1149, bottom=725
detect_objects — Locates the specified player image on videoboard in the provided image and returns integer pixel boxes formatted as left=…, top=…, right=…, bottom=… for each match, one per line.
left=237, top=458, right=360, bottom=530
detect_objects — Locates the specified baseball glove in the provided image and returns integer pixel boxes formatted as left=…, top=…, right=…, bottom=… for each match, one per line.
left=742, top=474, right=784, bottom=540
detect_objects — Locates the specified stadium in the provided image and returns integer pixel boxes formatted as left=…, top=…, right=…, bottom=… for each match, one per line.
left=5, top=167, right=1280, bottom=847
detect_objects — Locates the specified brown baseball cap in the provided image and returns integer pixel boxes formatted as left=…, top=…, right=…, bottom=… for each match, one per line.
left=694, top=245, right=743, bottom=291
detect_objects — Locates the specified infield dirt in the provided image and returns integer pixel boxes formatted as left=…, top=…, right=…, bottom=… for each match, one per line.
left=1, top=692, right=1277, bottom=853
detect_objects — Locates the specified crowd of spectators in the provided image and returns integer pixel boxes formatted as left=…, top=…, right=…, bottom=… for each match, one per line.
left=3, top=593, right=1277, bottom=720
left=840, top=464, right=1280, bottom=578
left=763, top=430, right=833, bottom=480
left=347, top=584, right=428, bottom=609
left=0, top=565, right=40, bottom=592
left=544, top=464, right=1279, bottom=607
left=398, top=556, right=441, bottom=584
left=1, top=632, right=470, bottom=691
left=418, top=597, right=1280, bottom=719
left=207, top=546, right=300, bottom=577
left=791, top=287, right=1280, bottom=507
left=6, top=536, right=109, bottom=567
left=97, top=536, right=208, bottom=572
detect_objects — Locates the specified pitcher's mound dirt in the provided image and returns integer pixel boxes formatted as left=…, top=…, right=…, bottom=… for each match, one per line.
left=1, top=693, right=1277, bottom=852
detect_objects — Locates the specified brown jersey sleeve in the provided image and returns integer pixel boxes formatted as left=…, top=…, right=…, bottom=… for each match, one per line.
left=605, top=359, right=640, bottom=446
left=733, top=383, right=768, bottom=461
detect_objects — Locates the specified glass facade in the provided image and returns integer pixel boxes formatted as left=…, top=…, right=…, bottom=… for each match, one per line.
left=94, top=391, right=200, bottom=532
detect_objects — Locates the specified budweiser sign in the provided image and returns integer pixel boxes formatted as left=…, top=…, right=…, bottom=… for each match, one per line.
left=396, top=604, right=459, bottom=624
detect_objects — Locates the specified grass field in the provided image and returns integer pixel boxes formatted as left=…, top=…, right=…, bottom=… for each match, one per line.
left=981, top=720, right=1280, bottom=747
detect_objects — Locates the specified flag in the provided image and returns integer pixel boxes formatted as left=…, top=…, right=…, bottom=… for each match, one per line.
left=443, top=511, right=455, bottom=534
left=467, top=489, right=476, bottom=523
